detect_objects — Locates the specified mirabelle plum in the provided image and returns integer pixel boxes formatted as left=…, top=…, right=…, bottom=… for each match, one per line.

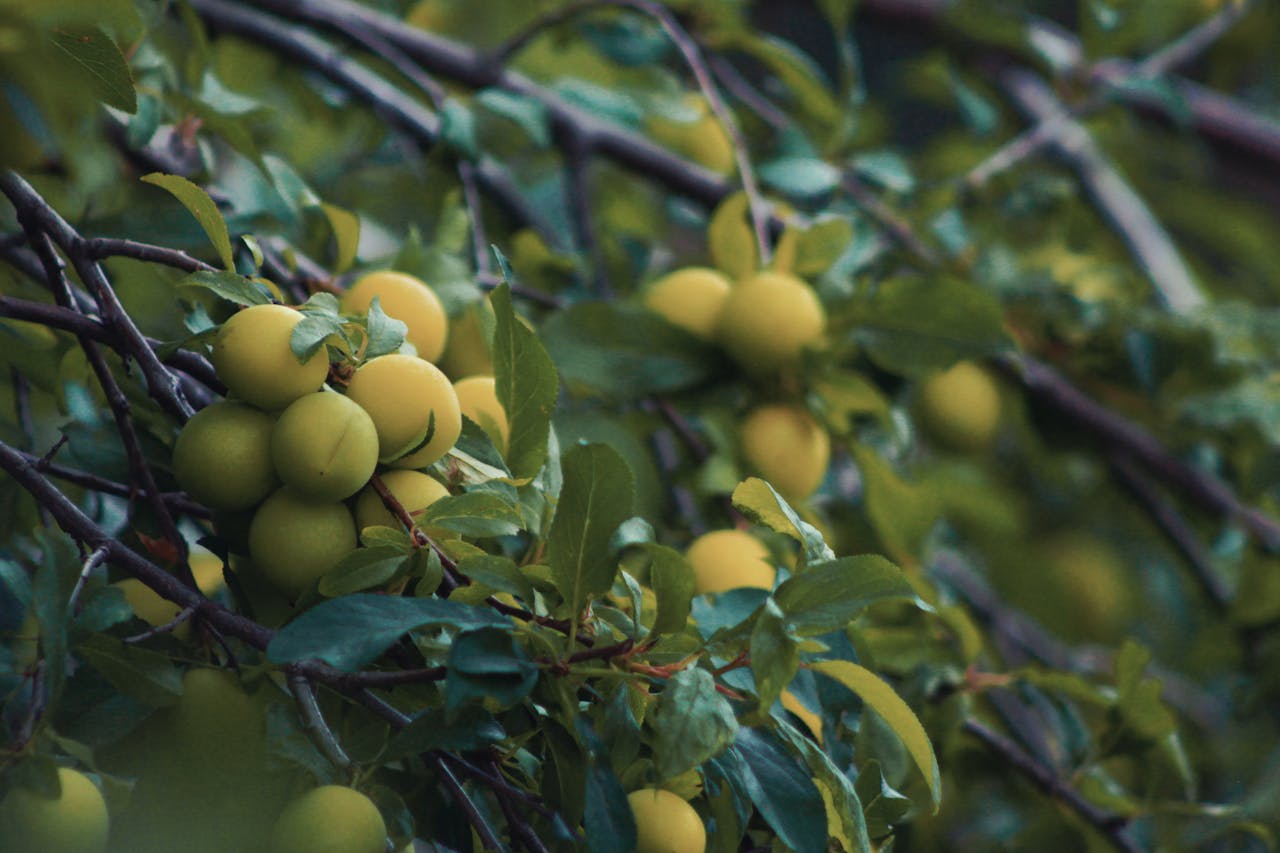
left=341, top=270, right=448, bottom=363
left=643, top=267, right=731, bottom=340
left=915, top=361, right=1001, bottom=453
left=344, top=354, right=462, bottom=468
left=627, top=788, right=706, bottom=853
left=440, top=301, right=494, bottom=379
left=0, top=767, right=109, bottom=853
left=248, top=488, right=357, bottom=598
left=210, top=304, right=329, bottom=411
left=172, top=402, right=277, bottom=511
left=647, top=95, right=735, bottom=176
left=454, top=375, right=509, bottom=451
left=353, top=469, right=450, bottom=535
left=115, top=578, right=189, bottom=641
left=717, top=272, right=825, bottom=374
left=739, top=404, right=830, bottom=501
left=271, top=391, right=379, bottom=501
left=685, top=529, right=775, bottom=595
left=270, top=786, right=386, bottom=853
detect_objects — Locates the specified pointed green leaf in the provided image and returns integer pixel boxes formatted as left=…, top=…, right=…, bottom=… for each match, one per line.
left=773, top=556, right=919, bottom=636
left=418, top=491, right=523, bottom=538
left=732, top=478, right=833, bottom=567
left=51, top=25, right=136, bottom=113
left=642, top=543, right=695, bottom=636
left=141, top=173, right=236, bottom=271
left=653, top=668, right=739, bottom=781
left=730, top=726, right=830, bottom=853
left=178, top=270, right=273, bottom=307
left=491, top=283, right=558, bottom=480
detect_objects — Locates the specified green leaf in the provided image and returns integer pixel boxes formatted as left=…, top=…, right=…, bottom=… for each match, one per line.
left=852, top=759, right=910, bottom=843
left=1114, top=639, right=1177, bottom=742
left=320, top=202, right=360, bottom=274
left=316, top=546, right=413, bottom=597
left=50, top=25, right=136, bottom=113
left=851, top=151, right=914, bottom=193
left=267, top=594, right=510, bottom=672
left=577, top=716, right=638, bottom=853
left=750, top=600, right=798, bottom=712
left=642, top=543, right=695, bottom=636
left=32, top=530, right=80, bottom=703
left=178, top=270, right=273, bottom=307
left=475, top=88, right=551, bottom=148
left=809, top=660, right=941, bottom=809
left=141, top=173, right=236, bottom=271
left=760, top=157, right=841, bottom=199
left=775, top=720, right=873, bottom=853
left=794, top=217, right=854, bottom=277
left=730, top=726, right=830, bottom=853
left=289, top=311, right=345, bottom=362
left=457, top=554, right=535, bottom=605
left=850, top=445, right=941, bottom=559
left=773, top=556, right=919, bottom=636
left=851, top=276, right=1012, bottom=377
left=652, top=668, right=739, bottom=781
left=731, top=478, right=833, bottom=567
left=364, top=296, right=408, bottom=358
left=75, top=634, right=184, bottom=708
left=383, top=708, right=505, bottom=761
left=814, top=371, right=891, bottom=432
left=445, top=627, right=537, bottom=711
left=548, top=443, right=635, bottom=623
left=541, top=302, right=724, bottom=402
left=491, top=283, right=558, bottom=480
left=418, top=491, right=523, bottom=538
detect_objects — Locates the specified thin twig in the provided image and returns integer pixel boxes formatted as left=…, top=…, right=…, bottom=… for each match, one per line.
left=287, top=669, right=355, bottom=775
left=122, top=604, right=199, bottom=643
left=841, top=173, right=938, bottom=267
left=67, top=545, right=110, bottom=615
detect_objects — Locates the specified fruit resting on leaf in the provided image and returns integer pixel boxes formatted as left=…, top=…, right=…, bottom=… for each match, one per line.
left=717, top=272, right=825, bottom=374
left=627, top=787, right=707, bottom=853
left=344, top=353, right=462, bottom=467
left=340, top=269, right=448, bottom=363
left=739, top=403, right=830, bottom=501
left=453, top=375, right=510, bottom=452
left=210, top=304, right=329, bottom=411
left=270, top=391, right=379, bottom=501
left=643, top=267, right=731, bottom=340
left=249, top=487, right=357, bottom=598
left=270, top=785, right=387, bottom=853
left=172, top=401, right=278, bottom=511
left=685, top=529, right=775, bottom=595
left=0, top=766, right=109, bottom=853
left=915, top=360, right=1001, bottom=453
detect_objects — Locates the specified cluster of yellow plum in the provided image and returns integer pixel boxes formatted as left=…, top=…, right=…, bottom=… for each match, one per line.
left=171, top=270, right=507, bottom=600
left=643, top=264, right=831, bottom=505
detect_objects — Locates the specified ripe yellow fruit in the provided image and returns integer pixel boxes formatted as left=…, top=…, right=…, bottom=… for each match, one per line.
left=1038, top=532, right=1130, bottom=641
left=270, top=786, right=387, bottom=853
left=341, top=270, right=449, bottom=363
left=717, top=272, right=825, bottom=374
left=248, top=488, right=357, bottom=598
left=115, top=578, right=189, bottom=640
left=739, top=404, right=830, bottom=501
left=454, top=375, right=509, bottom=451
left=168, top=668, right=264, bottom=766
left=353, top=469, right=450, bottom=534
left=0, top=766, right=109, bottom=853
left=344, top=354, right=462, bottom=468
left=643, top=267, right=732, bottom=340
left=627, top=788, right=706, bottom=853
left=915, top=361, right=1001, bottom=453
left=173, top=402, right=278, bottom=511
left=271, top=391, right=379, bottom=501
left=685, top=529, right=776, bottom=595
left=210, top=304, right=329, bottom=411
left=647, top=95, right=735, bottom=176
left=780, top=689, right=823, bottom=745
left=441, top=301, right=495, bottom=379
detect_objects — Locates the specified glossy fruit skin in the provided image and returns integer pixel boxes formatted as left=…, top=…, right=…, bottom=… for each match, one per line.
left=739, top=404, right=830, bottom=501
left=173, top=402, right=278, bottom=511
left=643, top=267, right=732, bottom=340
left=685, top=529, right=775, bottom=595
left=271, top=391, right=379, bottom=501
left=248, top=488, right=357, bottom=598
left=341, top=270, right=448, bottom=363
left=210, top=304, right=329, bottom=411
left=353, top=469, right=450, bottom=535
left=717, top=272, right=825, bottom=374
left=115, top=578, right=189, bottom=641
left=627, top=788, right=707, bottom=853
left=0, top=766, right=109, bottom=853
left=454, top=375, right=509, bottom=451
left=916, top=361, right=1001, bottom=453
left=270, top=786, right=387, bottom=853
left=344, top=354, right=462, bottom=468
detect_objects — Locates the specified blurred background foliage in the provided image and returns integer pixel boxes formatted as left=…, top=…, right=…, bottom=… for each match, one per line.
left=2, top=0, right=1280, bottom=850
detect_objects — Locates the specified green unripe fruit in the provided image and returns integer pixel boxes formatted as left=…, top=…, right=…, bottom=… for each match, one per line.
left=271, top=391, right=379, bottom=501
left=643, top=267, right=731, bottom=340
left=454, top=375, right=509, bottom=452
left=685, top=529, right=775, bottom=595
left=270, top=786, right=386, bottom=853
left=353, top=469, right=450, bottom=536
left=168, top=668, right=264, bottom=767
left=915, top=361, right=1001, bottom=453
left=341, top=270, right=449, bottom=363
left=210, top=304, right=329, bottom=411
left=627, top=788, right=706, bottom=853
left=0, top=767, right=109, bottom=853
left=739, top=404, right=830, bottom=501
left=717, top=272, right=825, bottom=374
left=344, top=354, right=462, bottom=468
left=248, top=488, right=357, bottom=598
left=172, top=402, right=277, bottom=511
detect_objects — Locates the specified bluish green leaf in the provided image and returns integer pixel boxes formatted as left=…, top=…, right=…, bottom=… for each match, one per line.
left=652, top=668, right=739, bottom=781
left=445, top=627, right=537, bottom=711
left=577, top=716, right=638, bottom=853
left=642, top=543, right=695, bottom=636
left=761, top=157, right=841, bottom=199
left=731, top=478, right=833, bottom=567
left=364, top=296, right=407, bottom=358
left=773, top=556, right=919, bottom=636
left=316, top=547, right=413, bottom=597
left=457, top=554, right=535, bottom=604
left=475, top=88, right=551, bottom=148
left=418, top=491, right=523, bottom=538
left=491, top=283, right=558, bottom=480
left=730, top=726, right=830, bottom=853
left=750, top=600, right=798, bottom=712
